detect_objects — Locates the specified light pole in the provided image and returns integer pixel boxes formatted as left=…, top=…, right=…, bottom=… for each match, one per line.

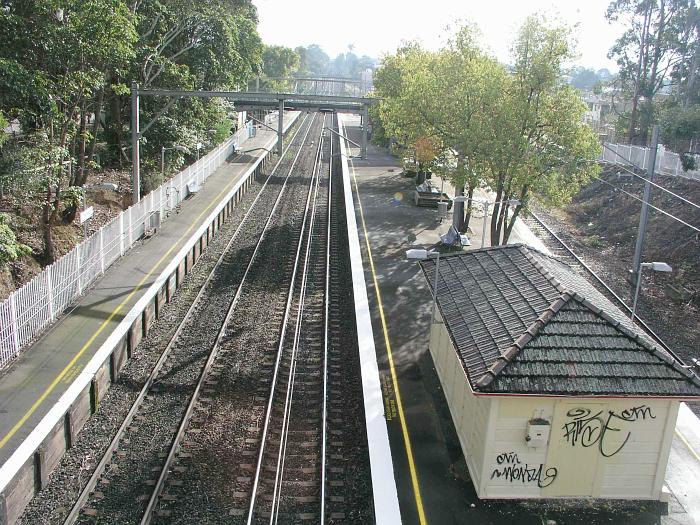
left=452, top=196, right=521, bottom=247
left=406, top=248, right=441, bottom=324
left=161, top=144, right=190, bottom=178
left=630, top=261, right=672, bottom=321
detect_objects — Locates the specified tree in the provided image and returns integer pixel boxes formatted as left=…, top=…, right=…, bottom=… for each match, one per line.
left=0, top=0, right=263, bottom=263
left=261, top=45, right=300, bottom=88
left=373, top=18, right=600, bottom=244
left=570, top=67, right=601, bottom=90
left=485, top=17, right=601, bottom=245
left=606, top=0, right=692, bottom=144
left=297, top=44, right=330, bottom=76
left=0, top=0, right=136, bottom=261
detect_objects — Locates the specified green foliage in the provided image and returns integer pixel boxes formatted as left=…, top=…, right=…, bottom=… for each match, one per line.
left=373, top=17, right=601, bottom=244
left=61, top=186, right=84, bottom=210
left=0, top=111, right=7, bottom=148
left=0, top=213, right=31, bottom=264
left=680, top=153, right=697, bottom=171
left=606, top=0, right=698, bottom=144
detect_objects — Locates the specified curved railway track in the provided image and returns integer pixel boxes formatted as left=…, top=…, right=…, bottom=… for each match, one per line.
left=522, top=210, right=692, bottom=369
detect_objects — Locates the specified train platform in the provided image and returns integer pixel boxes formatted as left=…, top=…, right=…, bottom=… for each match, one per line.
left=0, top=112, right=299, bottom=522
left=338, top=113, right=700, bottom=525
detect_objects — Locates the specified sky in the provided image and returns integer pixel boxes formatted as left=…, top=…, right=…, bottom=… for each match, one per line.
left=253, top=0, right=625, bottom=71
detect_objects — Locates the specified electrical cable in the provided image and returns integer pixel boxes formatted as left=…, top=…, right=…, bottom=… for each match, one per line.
left=601, top=143, right=700, bottom=211
left=592, top=175, right=700, bottom=234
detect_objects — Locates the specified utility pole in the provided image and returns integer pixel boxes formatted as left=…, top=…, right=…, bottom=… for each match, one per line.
left=361, top=105, right=369, bottom=159
left=277, top=98, right=284, bottom=156
left=632, top=124, right=659, bottom=284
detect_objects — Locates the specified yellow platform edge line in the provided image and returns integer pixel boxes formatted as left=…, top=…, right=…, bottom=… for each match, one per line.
left=349, top=156, right=428, bottom=525
left=0, top=153, right=260, bottom=450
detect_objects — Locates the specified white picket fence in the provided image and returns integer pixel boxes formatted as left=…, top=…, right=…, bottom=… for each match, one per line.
left=0, top=113, right=277, bottom=369
left=600, top=142, right=700, bottom=181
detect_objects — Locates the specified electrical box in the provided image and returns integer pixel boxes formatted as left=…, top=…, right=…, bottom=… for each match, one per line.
left=525, top=418, right=550, bottom=448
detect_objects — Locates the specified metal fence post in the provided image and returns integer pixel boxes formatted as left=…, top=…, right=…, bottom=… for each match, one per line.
left=76, top=244, right=83, bottom=296
left=128, top=208, right=133, bottom=248
left=119, top=212, right=125, bottom=256
left=99, top=229, right=105, bottom=274
left=45, top=270, right=55, bottom=321
left=9, top=293, right=20, bottom=356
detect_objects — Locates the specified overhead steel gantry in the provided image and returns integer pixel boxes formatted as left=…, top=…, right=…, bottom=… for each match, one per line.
left=255, top=77, right=367, bottom=98
left=130, top=82, right=375, bottom=202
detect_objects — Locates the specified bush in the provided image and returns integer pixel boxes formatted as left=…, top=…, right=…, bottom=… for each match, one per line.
left=0, top=213, right=31, bottom=264
left=680, top=153, right=696, bottom=172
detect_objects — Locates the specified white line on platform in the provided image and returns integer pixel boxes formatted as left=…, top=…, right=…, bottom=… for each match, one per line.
left=0, top=115, right=298, bottom=495
left=338, top=114, right=402, bottom=524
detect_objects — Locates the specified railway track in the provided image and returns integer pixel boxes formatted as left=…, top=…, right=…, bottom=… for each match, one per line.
left=522, top=210, right=690, bottom=367
left=244, top=110, right=332, bottom=524
left=62, top=113, right=321, bottom=524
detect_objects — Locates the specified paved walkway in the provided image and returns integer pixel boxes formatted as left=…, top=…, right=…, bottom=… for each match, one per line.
left=0, top=112, right=298, bottom=466
left=341, top=114, right=700, bottom=525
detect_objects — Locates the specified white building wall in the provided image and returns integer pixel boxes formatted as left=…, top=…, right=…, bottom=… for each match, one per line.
left=481, top=395, right=678, bottom=500
left=429, top=323, right=679, bottom=501
left=429, top=318, right=492, bottom=492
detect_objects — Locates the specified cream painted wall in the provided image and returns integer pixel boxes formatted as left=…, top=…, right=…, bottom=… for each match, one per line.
left=429, top=317, right=680, bottom=501
left=429, top=318, right=492, bottom=493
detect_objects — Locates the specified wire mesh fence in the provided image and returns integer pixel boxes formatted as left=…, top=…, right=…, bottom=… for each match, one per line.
left=0, top=115, right=273, bottom=369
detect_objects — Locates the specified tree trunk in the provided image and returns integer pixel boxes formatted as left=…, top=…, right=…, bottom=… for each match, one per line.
left=490, top=177, right=504, bottom=245
left=462, top=183, right=475, bottom=233
left=502, top=186, right=528, bottom=244
left=493, top=198, right=510, bottom=246
left=76, top=109, right=88, bottom=186
left=453, top=184, right=465, bottom=231
left=42, top=186, right=55, bottom=263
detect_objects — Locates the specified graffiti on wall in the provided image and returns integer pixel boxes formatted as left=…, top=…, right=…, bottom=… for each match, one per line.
left=562, top=404, right=655, bottom=457
left=490, top=451, right=558, bottom=488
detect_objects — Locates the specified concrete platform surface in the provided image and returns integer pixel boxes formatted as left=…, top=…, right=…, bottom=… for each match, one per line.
left=340, top=114, right=700, bottom=525
left=0, top=112, right=298, bottom=467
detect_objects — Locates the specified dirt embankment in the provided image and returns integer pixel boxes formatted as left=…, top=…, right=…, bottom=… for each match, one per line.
left=537, top=166, right=699, bottom=367
left=0, top=169, right=132, bottom=301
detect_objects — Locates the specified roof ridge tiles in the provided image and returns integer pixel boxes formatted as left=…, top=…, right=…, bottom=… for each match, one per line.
left=475, top=291, right=574, bottom=389
left=523, top=263, right=688, bottom=372
left=423, top=244, right=700, bottom=395
left=567, top=294, right=700, bottom=386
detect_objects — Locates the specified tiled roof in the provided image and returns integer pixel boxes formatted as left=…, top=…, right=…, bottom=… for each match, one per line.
left=420, top=244, right=700, bottom=396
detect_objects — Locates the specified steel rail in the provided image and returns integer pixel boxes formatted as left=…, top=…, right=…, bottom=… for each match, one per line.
left=269, top=114, right=329, bottom=525
left=62, top=113, right=312, bottom=525
left=246, top=116, right=327, bottom=525
left=319, top=117, right=333, bottom=525
left=139, top=114, right=321, bottom=524
left=527, top=210, right=692, bottom=370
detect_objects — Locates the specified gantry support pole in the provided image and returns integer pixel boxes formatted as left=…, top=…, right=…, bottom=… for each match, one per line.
left=632, top=124, right=659, bottom=283
left=361, top=104, right=369, bottom=159
left=278, top=98, right=284, bottom=156
left=131, top=81, right=141, bottom=203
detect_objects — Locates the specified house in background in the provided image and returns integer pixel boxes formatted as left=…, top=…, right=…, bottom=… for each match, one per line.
left=421, top=245, right=700, bottom=500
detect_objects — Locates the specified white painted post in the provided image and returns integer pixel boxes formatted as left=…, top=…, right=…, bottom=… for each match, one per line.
left=119, top=212, right=125, bottom=256
left=45, top=270, right=55, bottom=321
left=8, top=293, right=20, bottom=356
left=76, top=244, right=82, bottom=296
left=128, top=208, right=133, bottom=248
left=99, top=228, right=105, bottom=274
left=643, top=147, right=649, bottom=171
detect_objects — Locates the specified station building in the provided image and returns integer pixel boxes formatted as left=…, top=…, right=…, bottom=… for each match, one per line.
left=421, top=244, right=700, bottom=500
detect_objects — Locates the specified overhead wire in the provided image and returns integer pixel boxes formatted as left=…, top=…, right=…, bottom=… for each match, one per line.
left=601, top=143, right=700, bottom=211
left=592, top=175, right=700, bottom=234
